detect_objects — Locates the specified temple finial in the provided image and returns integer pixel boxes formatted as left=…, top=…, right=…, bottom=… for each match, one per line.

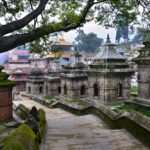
left=35, top=61, right=38, bottom=68
left=106, top=34, right=111, bottom=43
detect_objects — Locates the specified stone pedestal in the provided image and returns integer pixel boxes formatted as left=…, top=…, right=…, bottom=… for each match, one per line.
left=0, top=66, right=16, bottom=121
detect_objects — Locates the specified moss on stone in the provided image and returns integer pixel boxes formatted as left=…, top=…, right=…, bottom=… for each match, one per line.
left=38, top=109, right=46, bottom=137
left=16, top=104, right=30, bottom=120
left=0, top=72, right=7, bottom=76
left=0, top=66, right=4, bottom=71
left=0, top=80, right=16, bottom=87
left=2, top=124, right=39, bottom=150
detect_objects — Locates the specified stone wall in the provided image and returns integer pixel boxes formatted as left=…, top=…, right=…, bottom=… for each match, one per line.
left=138, top=66, right=150, bottom=99
left=0, top=88, right=13, bottom=121
left=88, top=75, right=131, bottom=103
left=44, top=78, right=61, bottom=96
left=26, top=82, right=44, bottom=95
left=61, top=77, right=88, bottom=98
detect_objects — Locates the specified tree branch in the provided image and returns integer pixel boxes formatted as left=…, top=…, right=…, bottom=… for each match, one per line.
left=0, top=0, right=96, bottom=52
left=0, top=0, right=48, bottom=37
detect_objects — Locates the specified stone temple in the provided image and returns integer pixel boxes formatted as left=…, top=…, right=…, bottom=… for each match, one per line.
left=134, top=41, right=150, bottom=100
left=26, top=36, right=134, bottom=104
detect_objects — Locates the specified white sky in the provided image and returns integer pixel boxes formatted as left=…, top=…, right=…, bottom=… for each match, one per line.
left=63, top=21, right=116, bottom=43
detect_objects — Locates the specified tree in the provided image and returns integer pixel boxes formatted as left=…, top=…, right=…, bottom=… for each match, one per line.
left=132, top=28, right=150, bottom=44
left=75, top=29, right=103, bottom=52
left=115, top=27, right=122, bottom=44
left=51, top=46, right=63, bottom=58
left=0, top=0, right=149, bottom=53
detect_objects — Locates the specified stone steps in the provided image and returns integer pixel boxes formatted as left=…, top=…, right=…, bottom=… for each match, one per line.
left=13, top=100, right=148, bottom=150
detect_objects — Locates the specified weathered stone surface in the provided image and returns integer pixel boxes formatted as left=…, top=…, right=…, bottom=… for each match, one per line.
left=133, top=41, right=150, bottom=100
left=13, top=99, right=148, bottom=150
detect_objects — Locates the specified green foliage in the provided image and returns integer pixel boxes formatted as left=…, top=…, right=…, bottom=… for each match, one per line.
left=51, top=46, right=63, bottom=58
left=131, top=86, right=138, bottom=94
left=29, top=34, right=58, bottom=56
left=44, top=95, right=55, bottom=104
left=0, top=0, right=149, bottom=53
left=75, top=29, right=103, bottom=52
left=44, top=95, right=54, bottom=100
left=2, top=124, right=39, bottom=150
left=132, top=28, right=150, bottom=44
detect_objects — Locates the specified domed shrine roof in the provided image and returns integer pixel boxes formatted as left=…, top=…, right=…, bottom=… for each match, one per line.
left=65, top=50, right=87, bottom=69
left=90, top=35, right=134, bottom=73
left=30, top=65, right=43, bottom=76
left=94, top=34, right=125, bottom=60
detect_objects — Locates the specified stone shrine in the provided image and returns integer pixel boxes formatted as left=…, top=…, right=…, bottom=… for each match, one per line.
left=26, top=36, right=134, bottom=103
left=134, top=41, right=150, bottom=100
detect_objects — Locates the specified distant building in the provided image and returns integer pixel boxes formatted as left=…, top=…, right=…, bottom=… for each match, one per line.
left=4, top=47, right=31, bottom=91
left=53, top=38, right=75, bottom=51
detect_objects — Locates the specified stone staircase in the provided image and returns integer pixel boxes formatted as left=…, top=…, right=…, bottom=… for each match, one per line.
left=13, top=99, right=149, bottom=150
left=41, top=113, right=148, bottom=150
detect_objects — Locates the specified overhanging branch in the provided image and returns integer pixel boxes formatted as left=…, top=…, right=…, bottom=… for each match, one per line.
left=0, top=0, right=96, bottom=52
left=0, top=0, right=48, bottom=37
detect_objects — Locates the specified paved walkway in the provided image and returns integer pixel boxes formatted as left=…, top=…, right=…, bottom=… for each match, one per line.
left=13, top=97, right=148, bottom=150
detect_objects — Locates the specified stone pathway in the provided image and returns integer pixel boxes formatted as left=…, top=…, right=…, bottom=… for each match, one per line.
left=13, top=97, right=149, bottom=150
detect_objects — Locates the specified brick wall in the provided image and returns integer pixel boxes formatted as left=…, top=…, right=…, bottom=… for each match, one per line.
left=0, top=87, right=13, bottom=121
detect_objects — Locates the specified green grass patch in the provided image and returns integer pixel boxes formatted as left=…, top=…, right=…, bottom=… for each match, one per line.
left=109, top=103, right=150, bottom=117
left=64, top=99, right=91, bottom=106
left=43, top=95, right=54, bottom=100
left=43, top=95, right=55, bottom=104
left=131, top=86, right=138, bottom=93
left=71, top=99, right=89, bottom=106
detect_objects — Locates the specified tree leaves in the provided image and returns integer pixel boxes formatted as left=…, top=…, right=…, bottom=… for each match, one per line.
left=75, top=29, right=103, bottom=52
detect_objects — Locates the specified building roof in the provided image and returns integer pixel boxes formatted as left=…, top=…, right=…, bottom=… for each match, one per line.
left=58, top=58, right=69, bottom=66
left=65, top=51, right=87, bottom=69
left=94, top=35, right=125, bottom=60
left=46, top=51, right=72, bottom=58
left=11, top=67, right=32, bottom=74
left=55, top=39, right=75, bottom=46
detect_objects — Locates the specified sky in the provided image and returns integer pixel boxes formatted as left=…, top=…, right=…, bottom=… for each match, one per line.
left=63, top=21, right=116, bottom=43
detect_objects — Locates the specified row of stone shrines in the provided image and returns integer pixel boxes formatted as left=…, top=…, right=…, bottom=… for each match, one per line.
left=26, top=36, right=135, bottom=104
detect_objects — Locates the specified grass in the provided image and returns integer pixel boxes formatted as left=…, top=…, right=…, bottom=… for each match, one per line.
left=43, top=95, right=55, bottom=104
left=44, top=95, right=54, bottom=100
left=64, top=99, right=90, bottom=106
left=109, top=103, right=150, bottom=117
left=0, top=119, right=14, bottom=126
left=131, top=86, right=138, bottom=93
